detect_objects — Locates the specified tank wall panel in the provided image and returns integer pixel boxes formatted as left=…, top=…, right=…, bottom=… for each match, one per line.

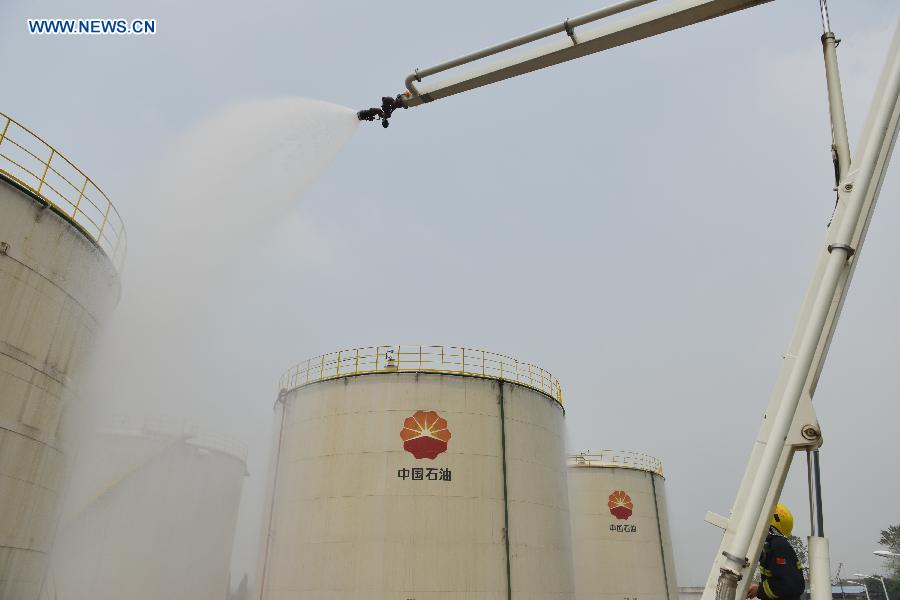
left=0, top=180, right=118, bottom=600
left=504, top=383, right=575, bottom=599
left=653, top=476, right=679, bottom=600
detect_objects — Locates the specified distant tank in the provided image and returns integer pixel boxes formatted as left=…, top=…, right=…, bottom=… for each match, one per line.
left=568, top=451, right=678, bottom=600
left=0, top=112, right=124, bottom=599
left=46, top=416, right=247, bottom=600
left=257, top=344, right=575, bottom=599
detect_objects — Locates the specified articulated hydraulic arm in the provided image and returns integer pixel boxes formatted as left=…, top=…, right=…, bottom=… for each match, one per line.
left=359, top=3, right=900, bottom=600
left=358, top=0, right=774, bottom=127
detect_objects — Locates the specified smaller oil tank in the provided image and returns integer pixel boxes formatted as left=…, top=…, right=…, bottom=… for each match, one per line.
left=568, top=451, right=678, bottom=600
left=46, top=416, right=247, bottom=600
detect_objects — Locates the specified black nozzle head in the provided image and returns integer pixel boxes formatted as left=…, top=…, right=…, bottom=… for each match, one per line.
left=358, top=93, right=408, bottom=129
left=357, top=107, right=383, bottom=122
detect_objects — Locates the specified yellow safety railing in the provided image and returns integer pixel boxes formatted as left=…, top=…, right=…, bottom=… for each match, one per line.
left=280, top=344, right=563, bottom=406
left=570, top=450, right=664, bottom=476
left=0, top=112, right=126, bottom=269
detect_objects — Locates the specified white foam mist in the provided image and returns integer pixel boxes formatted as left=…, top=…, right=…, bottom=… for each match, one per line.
left=100, top=97, right=356, bottom=422
left=50, top=97, right=358, bottom=600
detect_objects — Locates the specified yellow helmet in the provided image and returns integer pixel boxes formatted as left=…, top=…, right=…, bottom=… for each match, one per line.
left=771, top=503, right=794, bottom=537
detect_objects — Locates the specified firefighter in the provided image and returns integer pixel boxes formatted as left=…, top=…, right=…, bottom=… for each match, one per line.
left=747, top=503, right=805, bottom=600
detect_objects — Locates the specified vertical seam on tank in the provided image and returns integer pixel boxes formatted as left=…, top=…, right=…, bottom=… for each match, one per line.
left=258, top=395, right=288, bottom=599
left=498, top=381, right=512, bottom=600
left=651, top=472, right=671, bottom=600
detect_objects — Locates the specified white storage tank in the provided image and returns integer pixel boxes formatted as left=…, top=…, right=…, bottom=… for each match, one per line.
left=46, top=416, right=247, bottom=600
left=568, top=451, right=678, bottom=600
left=0, top=112, right=124, bottom=599
left=257, top=345, right=574, bottom=600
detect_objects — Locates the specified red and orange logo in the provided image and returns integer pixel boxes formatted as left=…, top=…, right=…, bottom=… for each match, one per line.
left=401, top=410, right=451, bottom=459
left=608, top=490, right=633, bottom=520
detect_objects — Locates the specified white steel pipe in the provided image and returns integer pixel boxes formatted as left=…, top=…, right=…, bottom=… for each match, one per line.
left=719, top=19, right=900, bottom=581
left=405, top=0, right=658, bottom=96
left=823, top=31, right=851, bottom=181
left=808, top=537, right=833, bottom=600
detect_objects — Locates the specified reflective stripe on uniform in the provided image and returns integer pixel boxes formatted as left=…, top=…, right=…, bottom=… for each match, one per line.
left=763, top=580, right=779, bottom=599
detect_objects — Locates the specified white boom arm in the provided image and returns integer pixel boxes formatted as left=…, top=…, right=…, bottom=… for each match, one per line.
left=364, top=4, right=900, bottom=600
left=704, top=20, right=900, bottom=600
left=400, top=0, right=772, bottom=107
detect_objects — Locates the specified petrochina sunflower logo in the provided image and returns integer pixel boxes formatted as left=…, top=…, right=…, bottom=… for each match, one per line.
left=608, top=490, right=633, bottom=520
left=401, top=410, right=451, bottom=459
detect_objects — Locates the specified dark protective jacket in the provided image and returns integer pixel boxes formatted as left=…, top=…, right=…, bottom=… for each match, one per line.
left=756, top=533, right=805, bottom=600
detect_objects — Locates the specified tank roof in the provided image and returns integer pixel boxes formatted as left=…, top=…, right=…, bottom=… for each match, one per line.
left=569, top=450, right=664, bottom=476
left=0, top=112, right=125, bottom=269
left=101, top=415, right=247, bottom=464
left=280, top=344, right=563, bottom=406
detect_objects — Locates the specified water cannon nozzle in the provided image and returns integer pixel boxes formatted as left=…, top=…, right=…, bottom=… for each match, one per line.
left=357, top=94, right=407, bottom=129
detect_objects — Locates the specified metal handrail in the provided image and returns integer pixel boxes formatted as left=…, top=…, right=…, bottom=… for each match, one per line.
left=570, top=450, right=664, bottom=476
left=0, top=112, right=126, bottom=270
left=280, top=344, right=564, bottom=406
left=102, top=415, right=248, bottom=463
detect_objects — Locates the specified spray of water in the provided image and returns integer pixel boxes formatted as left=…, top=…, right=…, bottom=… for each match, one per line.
left=50, top=97, right=358, bottom=600
left=102, top=97, right=356, bottom=418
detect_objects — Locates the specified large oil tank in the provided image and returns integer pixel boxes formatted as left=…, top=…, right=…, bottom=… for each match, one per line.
left=0, top=112, right=124, bottom=599
left=568, top=451, right=678, bottom=600
left=257, top=344, right=574, bottom=600
left=46, top=416, right=247, bottom=600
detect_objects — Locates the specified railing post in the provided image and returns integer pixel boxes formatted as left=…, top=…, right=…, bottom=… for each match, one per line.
left=74, top=177, right=88, bottom=214
left=37, top=149, right=54, bottom=195
left=98, top=201, right=111, bottom=241
left=0, top=116, right=10, bottom=146
left=355, top=348, right=359, bottom=373
left=336, top=351, right=341, bottom=376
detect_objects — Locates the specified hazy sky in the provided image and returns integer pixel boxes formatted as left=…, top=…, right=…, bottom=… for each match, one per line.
left=2, top=0, right=898, bottom=590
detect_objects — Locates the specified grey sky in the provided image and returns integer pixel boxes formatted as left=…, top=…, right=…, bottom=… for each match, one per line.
left=2, top=0, right=899, bottom=590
